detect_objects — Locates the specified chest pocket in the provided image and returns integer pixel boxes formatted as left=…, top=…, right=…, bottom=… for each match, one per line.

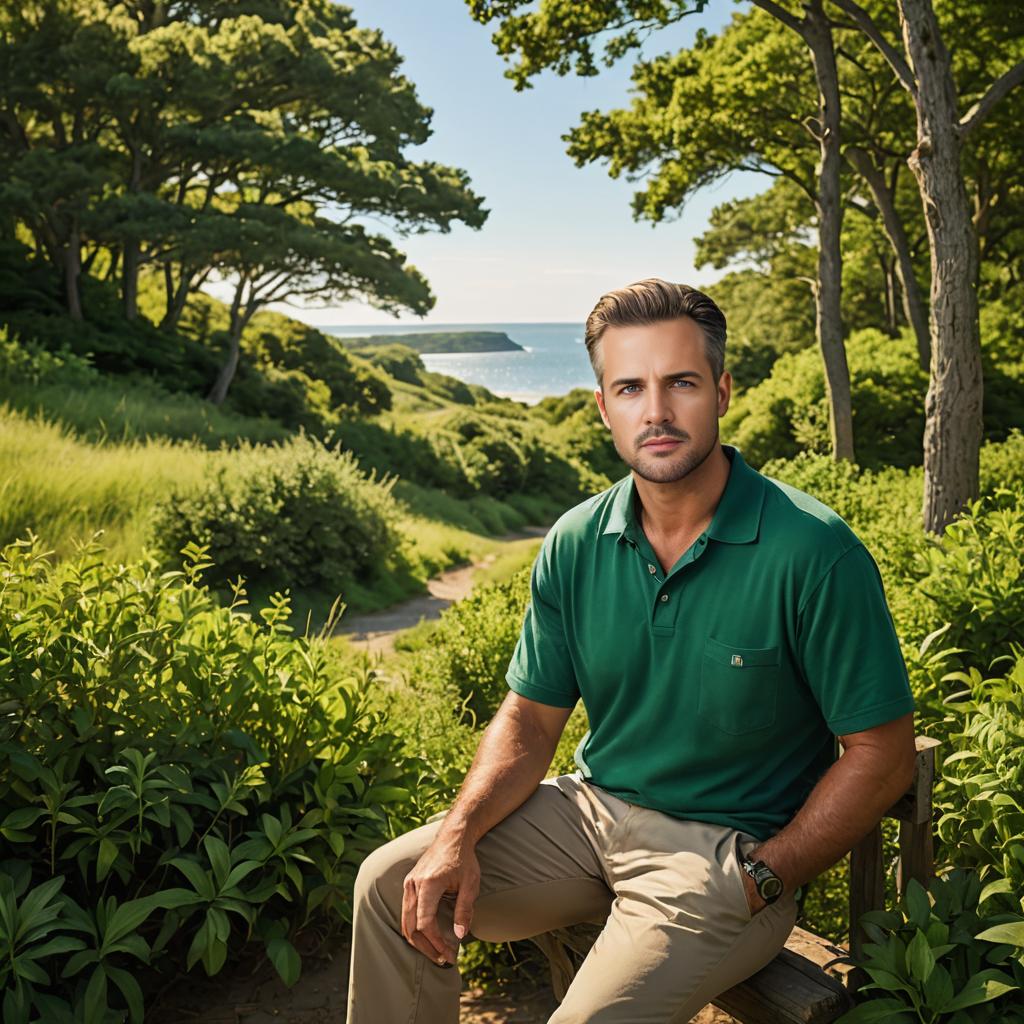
left=698, top=636, right=780, bottom=735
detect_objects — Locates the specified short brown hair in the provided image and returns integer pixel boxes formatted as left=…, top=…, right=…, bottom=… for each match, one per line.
left=584, top=279, right=727, bottom=386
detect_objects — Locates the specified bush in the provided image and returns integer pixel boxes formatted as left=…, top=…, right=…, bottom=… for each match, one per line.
left=410, top=568, right=531, bottom=726
left=149, top=434, right=407, bottom=595
left=837, top=872, right=1024, bottom=1023
left=0, top=536, right=430, bottom=1023
left=902, top=489, right=1024, bottom=675
left=934, top=648, right=1024, bottom=896
left=725, top=327, right=1024, bottom=470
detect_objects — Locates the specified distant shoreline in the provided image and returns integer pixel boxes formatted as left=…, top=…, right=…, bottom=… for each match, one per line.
left=337, top=329, right=524, bottom=354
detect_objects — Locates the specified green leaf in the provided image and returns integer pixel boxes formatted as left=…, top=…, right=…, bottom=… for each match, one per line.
left=903, top=878, right=931, bottom=930
left=943, top=968, right=1019, bottom=1011
left=835, top=997, right=916, bottom=1023
left=96, top=838, right=119, bottom=882
left=922, top=961, right=953, bottom=1011
left=106, top=965, right=145, bottom=1024
left=105, top=896, right=160, bottom=946
left=20, top=935, right=86, bottom=960
left=204, top=835, right=231, bottom=887
left=907, top=929, right=936, bottom=983
left=1, top=808, right=45, bottom=831
left=222, top=860, right=261, bottom=891
left=976, top=923, right=1024, bottom=947
left=83, top=965, right=108, bottom=1024
left=171, top=857, right=214, bottom=899
left=979, top=878, right=1015, bottom=905
left=266, top=937, right=301, bottom=987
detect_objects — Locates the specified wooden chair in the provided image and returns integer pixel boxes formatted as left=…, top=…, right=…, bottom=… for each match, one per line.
left=531, top=736, right=941, bottom=1024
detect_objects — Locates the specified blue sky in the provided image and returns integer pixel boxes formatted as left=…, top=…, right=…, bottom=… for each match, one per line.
left=278, top=0, right=760, bottom=326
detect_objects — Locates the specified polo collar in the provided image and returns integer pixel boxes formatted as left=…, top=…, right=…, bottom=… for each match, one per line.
left=600, top=444, right=765, bottom=546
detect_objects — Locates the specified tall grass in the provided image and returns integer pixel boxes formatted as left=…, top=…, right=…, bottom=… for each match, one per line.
left=0, top=405, right=214, bottom=561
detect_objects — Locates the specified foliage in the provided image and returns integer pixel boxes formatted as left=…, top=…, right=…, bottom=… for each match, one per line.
left=0, top=0, right=487, bottom=406
left=935, top=649, right=1024, bottom=898
left=837, top=872, right=1024, bottom=1023
left=724, top=328, right=930, bottom=469
left=902, top=490, right=1024, bottom=677
left=0, top=535, right=429, bottom=1022
left=149, top=433, right=407, bottom=597
left=0, top=330, right=290, bottom=447
left=415, top=568, right=531, bottom=724
left=727, top=328, right=1023, bottom=470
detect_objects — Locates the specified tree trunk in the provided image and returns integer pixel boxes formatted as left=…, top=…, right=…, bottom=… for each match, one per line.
left=160, top=263, right=201, bottom=331
left=63, top=228, right=83, bottom=320
left=123, top=240, right=139, bottom=320
left=899, top=0, right=983, bottom=535
left=206, top=283, right=251, bottom=405
left=804, top=1, right=854, bottom=462
left=123, top=146, right=143, bottom=320
left=883, top=254, right=899, bottom=335
left=846, top=146, right=931, bottom=369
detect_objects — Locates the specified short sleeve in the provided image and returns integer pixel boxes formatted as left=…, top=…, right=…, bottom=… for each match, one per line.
left=796, top=543, right=915, bottom=735
left=505, top=538, right=580, bottom=709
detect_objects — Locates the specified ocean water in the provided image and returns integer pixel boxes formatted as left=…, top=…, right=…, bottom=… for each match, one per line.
left=324, top=322, right=596, bottom=404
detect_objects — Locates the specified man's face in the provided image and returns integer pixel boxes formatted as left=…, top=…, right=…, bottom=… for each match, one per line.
left=593, top=317, right=731, bottom=484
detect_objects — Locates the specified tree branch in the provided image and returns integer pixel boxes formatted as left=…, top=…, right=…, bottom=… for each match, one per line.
left=829, top=0, right=916, bottom=97
left=959, top=60, right=1024, bottom=140
left=750, top=0, right=804, bottom=36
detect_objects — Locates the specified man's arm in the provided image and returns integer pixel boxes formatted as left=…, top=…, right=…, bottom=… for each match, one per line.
left=400, top=691, right=574, bottom=966
left=741, top=711, right=917, bottom=914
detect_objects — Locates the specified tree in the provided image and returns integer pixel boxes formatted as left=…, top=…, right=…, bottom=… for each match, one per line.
left=833, top=0, right=1024, bottom=531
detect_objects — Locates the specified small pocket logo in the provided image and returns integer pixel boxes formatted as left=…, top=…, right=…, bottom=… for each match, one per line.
left=731, top=654, right=744, bottom=667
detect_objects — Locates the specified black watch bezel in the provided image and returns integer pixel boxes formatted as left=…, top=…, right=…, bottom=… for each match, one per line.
left=737, top=840, right=784, bottom=904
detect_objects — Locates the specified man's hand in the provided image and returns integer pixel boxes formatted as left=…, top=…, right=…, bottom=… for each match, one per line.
left=401, top=833, right=480, bottom=966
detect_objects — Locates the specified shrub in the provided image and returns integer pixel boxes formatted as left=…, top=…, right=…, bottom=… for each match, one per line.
left=902, top=489, right=1024, bottom=674
left=410, top=568, right=532, bottom=726
left=149, top=434, right=407, bottom=595
left=934, top=648, right=1024, bottom=897
left=0, top=536, right=429, bottom=1023
left=837, top=871, right=1024, bottom=1023
left=725, top=328, right=1023, bottom=470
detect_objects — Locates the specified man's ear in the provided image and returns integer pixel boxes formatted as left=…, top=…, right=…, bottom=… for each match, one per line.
left=594, top=386, right=611, bottom=430
left=717, top=370, right=732, bottom=418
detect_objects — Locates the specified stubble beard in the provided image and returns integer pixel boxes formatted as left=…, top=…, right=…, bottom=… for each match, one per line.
left=616, top=426, right=719, bottom=484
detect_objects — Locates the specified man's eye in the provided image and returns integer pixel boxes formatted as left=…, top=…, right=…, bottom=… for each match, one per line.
left=670, top=379, right=693, bottom=388
left=622, top=384, right=640, bottom=394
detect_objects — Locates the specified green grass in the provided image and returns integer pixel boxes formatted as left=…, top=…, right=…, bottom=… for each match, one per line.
left=0, top=404, right=557, bottom=628
left=0, top=405, right=214, bottom=563
left=0, top=370, right=291, bottom=448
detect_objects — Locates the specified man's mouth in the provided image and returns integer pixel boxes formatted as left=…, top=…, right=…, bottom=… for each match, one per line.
left=641, top=436, right=684, bottom=450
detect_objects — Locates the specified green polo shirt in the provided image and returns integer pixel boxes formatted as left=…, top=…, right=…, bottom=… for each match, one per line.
left=506, top=443, right=915, bottom=841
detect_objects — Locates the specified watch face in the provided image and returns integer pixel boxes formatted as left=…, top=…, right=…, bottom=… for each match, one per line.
left=761, top=876, right=784, bottom=899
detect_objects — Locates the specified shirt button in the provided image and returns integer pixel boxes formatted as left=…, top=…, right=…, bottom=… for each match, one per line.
left=660, top=594, right=669, bottom=603
left=648, top=564, right=657, bottom=574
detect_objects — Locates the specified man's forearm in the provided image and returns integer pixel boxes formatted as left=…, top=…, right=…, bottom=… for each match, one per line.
left=750, top=745, right=915, bottom=895
left=437, top=698, right=558, bottom=848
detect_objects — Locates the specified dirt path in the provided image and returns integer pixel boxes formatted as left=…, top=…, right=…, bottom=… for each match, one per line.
left=336, top=526, right=548, bottom=656
left=148, top=932, right=738, bottom=1023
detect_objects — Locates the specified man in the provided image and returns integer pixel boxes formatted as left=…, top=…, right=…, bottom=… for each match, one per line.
left=346, top=279, right=916, bottom=1024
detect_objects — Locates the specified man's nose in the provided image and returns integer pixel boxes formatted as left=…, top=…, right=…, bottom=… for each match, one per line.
left=644, top=386, right=673, bottom=424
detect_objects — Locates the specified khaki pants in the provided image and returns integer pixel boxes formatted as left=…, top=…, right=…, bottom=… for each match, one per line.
left=346, top=772, right=798, bottom=1023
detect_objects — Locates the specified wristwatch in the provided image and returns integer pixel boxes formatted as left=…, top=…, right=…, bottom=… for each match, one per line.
left=736, top=836, right=784, bottom=905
